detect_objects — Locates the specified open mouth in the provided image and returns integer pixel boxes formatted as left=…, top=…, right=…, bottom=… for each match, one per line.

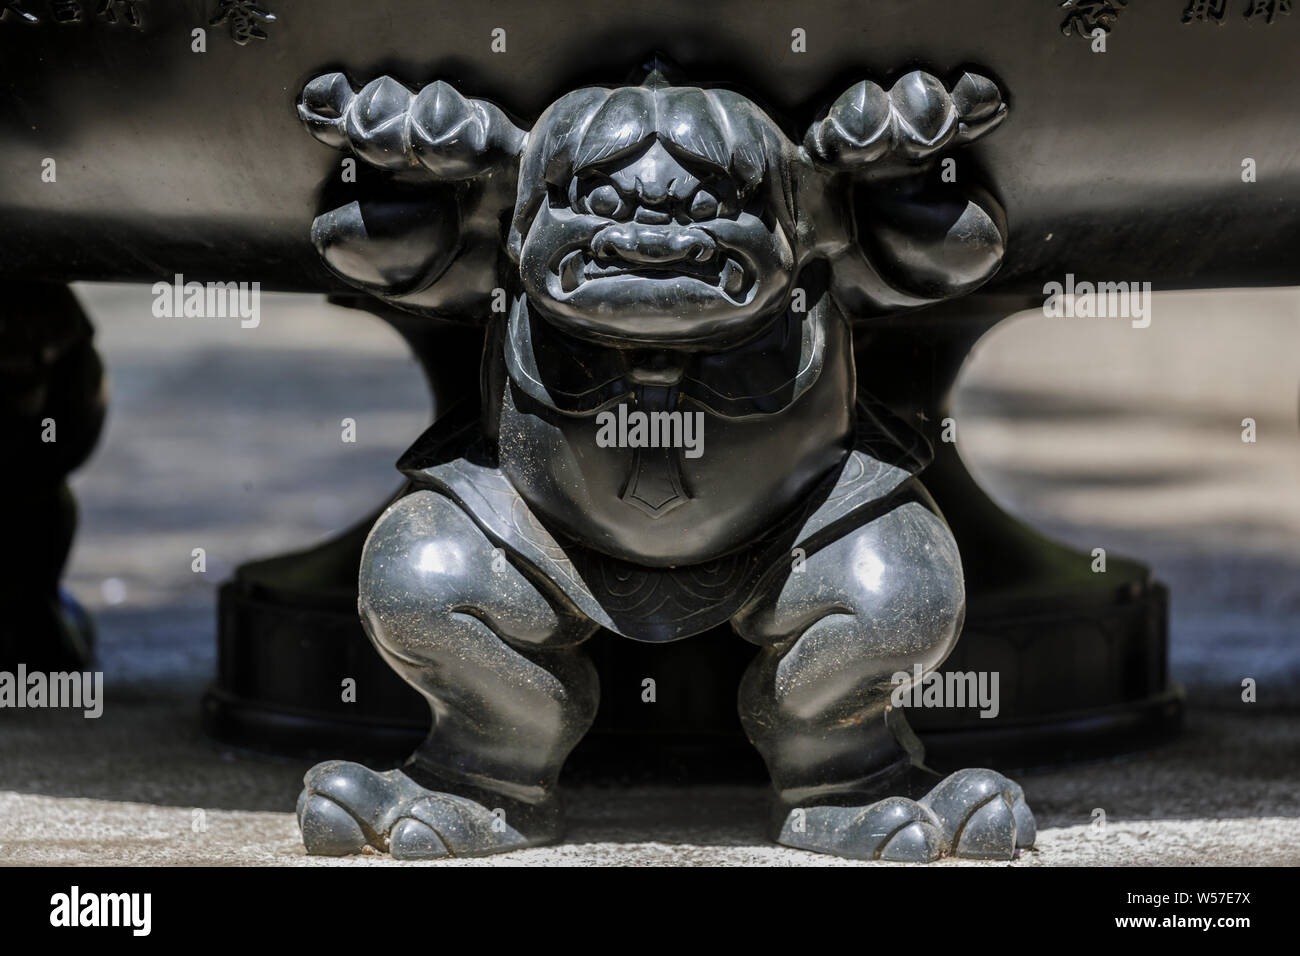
left=555, top=248, right=749, bottom=301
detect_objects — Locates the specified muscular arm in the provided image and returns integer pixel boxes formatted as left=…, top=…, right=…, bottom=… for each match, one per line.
left=800, top=71, right=1008, bottom=318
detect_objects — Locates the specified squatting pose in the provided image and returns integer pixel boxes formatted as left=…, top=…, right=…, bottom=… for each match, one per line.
left=292, top=61, right=1035, bottom=861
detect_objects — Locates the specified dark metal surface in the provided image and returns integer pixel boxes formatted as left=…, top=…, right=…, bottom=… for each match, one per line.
left=1, top=1, right=1298, bottom=291
left=277, top=55, right=1044, bottom=860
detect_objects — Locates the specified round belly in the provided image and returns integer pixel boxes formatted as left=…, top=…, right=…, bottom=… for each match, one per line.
left=497, top=350, right=855, bottom=567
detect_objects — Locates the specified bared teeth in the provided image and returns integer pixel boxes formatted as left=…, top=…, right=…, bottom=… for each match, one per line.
left=559, top=249, right=584, bottom=292
left=563, top=254, right=741, bottom=291
left=720, top=258, right=745, bottom=297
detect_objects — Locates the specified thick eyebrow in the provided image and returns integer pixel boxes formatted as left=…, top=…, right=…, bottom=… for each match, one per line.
left=659, top=140, right=735, bottom=178
left=571, top=135, right=653, bottom=180
left=577, top=131, right=735, bottom=172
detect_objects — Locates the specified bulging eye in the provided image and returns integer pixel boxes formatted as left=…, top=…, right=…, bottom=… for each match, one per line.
left=688, top=189, right=719, bottom=221
left=586, top=184, right=624, bottom=219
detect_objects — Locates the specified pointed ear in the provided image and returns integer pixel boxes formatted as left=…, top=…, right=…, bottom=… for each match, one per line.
left=803, top=71, right=1006, bottom=170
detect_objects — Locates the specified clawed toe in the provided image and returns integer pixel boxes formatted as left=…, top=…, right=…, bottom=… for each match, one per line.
left=778, top=768, right=1035, bottom=863
left=388, top=817, right=450, bottom=860
left=298, top=793, right=371, bottom=857
left=778, top=796, right=942, bottom=862
left=919, top=768, right=1036, bottom=859
left=297, top=759, right=536, bottom=859
left=390, top=793, right=529, bottom=859
left=297, top=760, right=429, bottom=856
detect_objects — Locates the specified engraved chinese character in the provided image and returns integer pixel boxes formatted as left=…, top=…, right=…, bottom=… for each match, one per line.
left=209, top=0, right=275, bottom=45
left=1182, top=0, right=1229, bottom=22
left=1059, top=0, right=1129, bottom=37
left=1243, top=0, right=1292, bottom=23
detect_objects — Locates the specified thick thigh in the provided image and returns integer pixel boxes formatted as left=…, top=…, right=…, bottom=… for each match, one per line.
left=734, top=499, right=965, bottom=710
left=359, top=489, right=595, bottom=659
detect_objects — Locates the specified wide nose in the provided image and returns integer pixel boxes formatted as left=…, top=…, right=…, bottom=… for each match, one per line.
left=590, top=224, right=716, bottom=265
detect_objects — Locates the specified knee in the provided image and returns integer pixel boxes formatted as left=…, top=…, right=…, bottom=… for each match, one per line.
left=837, top=501, right=965, bottom=673
left=359, top=490, right=564, bottom=656
left=738, top=500, right=965, bottom=674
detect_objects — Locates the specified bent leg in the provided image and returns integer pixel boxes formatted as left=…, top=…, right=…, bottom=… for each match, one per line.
left=735, top=497, right=965, bottom=812
left=299, top=489, right=599, bottom=857
left=734, top=492, right=1034, bottom=861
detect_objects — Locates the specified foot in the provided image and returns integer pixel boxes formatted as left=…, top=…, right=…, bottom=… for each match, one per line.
left=296, top=760, right=540, bottom=859
left=918, top=767, right=1036, bottom=859
left=776, top=768, right=1035, bottom=862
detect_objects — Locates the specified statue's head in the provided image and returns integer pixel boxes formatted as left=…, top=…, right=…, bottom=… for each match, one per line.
left=299, top=61, right=1008, bottom=344
left=508, top=72, right=797, bottom=349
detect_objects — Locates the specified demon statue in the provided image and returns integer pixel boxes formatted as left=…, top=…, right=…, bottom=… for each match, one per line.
left=292, top=60, right=1035, bottom=862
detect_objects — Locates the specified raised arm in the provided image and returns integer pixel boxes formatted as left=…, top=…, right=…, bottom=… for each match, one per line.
left=800, top=71, right=1009, bottom=317
left=298, top=73, right=527, bottom=315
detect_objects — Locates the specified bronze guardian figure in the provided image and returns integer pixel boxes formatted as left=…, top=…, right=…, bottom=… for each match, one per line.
left=292, top=61, right=1034, bottom=861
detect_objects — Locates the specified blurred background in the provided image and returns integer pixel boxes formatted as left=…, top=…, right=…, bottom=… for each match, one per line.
left=1, top=284, right=1295, bottom=864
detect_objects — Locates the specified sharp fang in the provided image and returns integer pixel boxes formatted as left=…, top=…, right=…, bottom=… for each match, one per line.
left=559, top=250, right=584, bottom=293
left=720, top=258, right=744, bottom=297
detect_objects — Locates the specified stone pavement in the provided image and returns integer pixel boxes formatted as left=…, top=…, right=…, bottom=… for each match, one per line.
left=1, top=284, right=1297, bottom=865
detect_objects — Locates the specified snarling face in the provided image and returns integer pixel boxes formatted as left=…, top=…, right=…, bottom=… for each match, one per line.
left=513, top=84, right=796, bottom=349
